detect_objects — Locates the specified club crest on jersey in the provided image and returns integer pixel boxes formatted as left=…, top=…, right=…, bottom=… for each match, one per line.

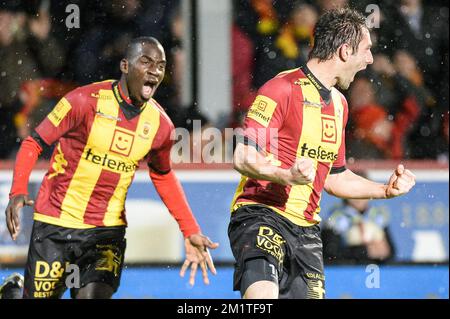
left=139, top=122, right=151, bottom=139
left=321, top=117, right=337, bottom=144
left=110, top=129, right=135, bottom=156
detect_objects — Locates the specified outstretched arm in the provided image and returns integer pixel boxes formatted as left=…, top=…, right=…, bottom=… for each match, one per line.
left=6, top=88, right=86, bottom=240
left=5, top=136, right=43, bottom=240
left=324, top=164, right=416, bottom=200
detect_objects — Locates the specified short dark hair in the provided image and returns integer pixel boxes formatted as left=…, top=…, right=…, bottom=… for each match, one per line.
left=125, top=37, right=162, bottom=60
left=309, top=7, right=367, bottom=62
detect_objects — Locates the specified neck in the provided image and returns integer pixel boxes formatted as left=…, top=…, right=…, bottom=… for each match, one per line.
left=118, top=76, right=143, bottom=107
left=306, top=58, right=338, bottom=90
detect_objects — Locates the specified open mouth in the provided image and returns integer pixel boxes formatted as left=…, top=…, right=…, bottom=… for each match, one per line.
left=141, top=80, right=158, bottom=100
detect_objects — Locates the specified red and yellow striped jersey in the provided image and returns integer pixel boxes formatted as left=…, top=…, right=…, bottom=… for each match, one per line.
left=33, top=80, right=174, bottom=229
left=231, top=66, right=349, bottom=226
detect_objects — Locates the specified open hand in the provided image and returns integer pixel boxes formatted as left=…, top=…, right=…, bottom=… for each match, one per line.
left=180, top=234, right=219, bottom=286
left=5, top=195, right=34, bottom=241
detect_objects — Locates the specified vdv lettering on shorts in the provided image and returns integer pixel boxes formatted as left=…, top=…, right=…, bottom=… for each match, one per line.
left=256, top=226, right=286, bottom=264
left=33, top=261, right=66, bottom=298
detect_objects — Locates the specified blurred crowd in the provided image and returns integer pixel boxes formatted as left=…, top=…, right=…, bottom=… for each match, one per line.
left=0, top=0, right=448, bottom=161
left=0, top=0, right=187, bottom=159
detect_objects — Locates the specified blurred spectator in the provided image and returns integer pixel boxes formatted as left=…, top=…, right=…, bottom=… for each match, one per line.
left=253, top=2, right=318, bottom=88
left=72, top=0, right=142, bottom=84
left=155, top=3, right=210, bottom=131
left=234, top=0, right=281, bottom=41
left=231, top=24, right=256, bottom=128
left=314, top=0, right=348, bottom=13
left=14, top=79, right=77, bottom=159
left=233, top=0, right=280, bottom=89
left=376, top=0, right=449, bottom=158
left=362, top=51, right=433, bottom=159
left=347, top=76, right=393, bottom=159
left=321, top=187, right=396, bottom=264
left=347, top=67, right=423, bottom=160
left=166, top=5, right=184, bottom=109
left=378, top=0, right=448, bottom=95
left=392, top=50, right=440, bottom=158
left=0, top=3, right=64, bottom=158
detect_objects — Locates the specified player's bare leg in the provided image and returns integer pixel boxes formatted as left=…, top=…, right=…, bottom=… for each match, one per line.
left=74, top=282, right=114, bottom=299
left=243, top=281, right=278, bottom=299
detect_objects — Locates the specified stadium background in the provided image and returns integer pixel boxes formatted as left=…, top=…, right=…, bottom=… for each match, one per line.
left=0, top=0, right=448, bottom=298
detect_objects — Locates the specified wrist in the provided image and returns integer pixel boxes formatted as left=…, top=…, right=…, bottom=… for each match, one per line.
left=9, top=192, right=27, bottom=200
left=9, top=185, right=28, bottom=199
left=184, top=228, right=201, bottom=239
left=382, top=184, right=390, bottom=199
left=274, top=168, right=290, bottom=185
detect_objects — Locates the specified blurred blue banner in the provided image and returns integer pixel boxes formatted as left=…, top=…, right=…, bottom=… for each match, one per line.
left=0, top=170, right=448, bottom=263
left=129, top=171, right=449, bottom=263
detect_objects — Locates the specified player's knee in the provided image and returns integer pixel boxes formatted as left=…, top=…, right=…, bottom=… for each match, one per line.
left=74, top=282, right=114, bottom=299
left=243, top=280, right=278, bottom=299
left=240, top=258, right=279, bottom=299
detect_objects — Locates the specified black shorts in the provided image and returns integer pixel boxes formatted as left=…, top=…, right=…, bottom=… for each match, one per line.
left=228, top=205, right=325, bottom=299
left=23, top=221, right=126, bottom=299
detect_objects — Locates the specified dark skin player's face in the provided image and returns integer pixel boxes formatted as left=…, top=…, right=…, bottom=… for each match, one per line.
left=120, top=42, right=166, bottom=106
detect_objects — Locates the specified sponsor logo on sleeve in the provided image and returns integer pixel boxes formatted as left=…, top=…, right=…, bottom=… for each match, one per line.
left=48, top=98, right=72, bottom=127
left=247, top=95, right=277, bottom=127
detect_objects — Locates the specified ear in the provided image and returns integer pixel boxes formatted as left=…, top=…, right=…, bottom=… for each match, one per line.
left=338, top=43, right=352, bottom=62
left=120, top=59, right=128, bottom=74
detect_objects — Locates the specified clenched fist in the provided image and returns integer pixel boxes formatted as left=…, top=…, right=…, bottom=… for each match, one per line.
left=286, top=157, right=316, bottom=185
left=385, top=164, right=416, bottom=198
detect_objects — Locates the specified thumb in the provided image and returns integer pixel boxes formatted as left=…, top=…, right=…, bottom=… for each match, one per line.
left=25, top=197, right=35, bottom=206
left=204, top=239, right=219, bottom=249
left=387, top=170, right=397, bottom=187
left=396, top=164, right=405, bottom=176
